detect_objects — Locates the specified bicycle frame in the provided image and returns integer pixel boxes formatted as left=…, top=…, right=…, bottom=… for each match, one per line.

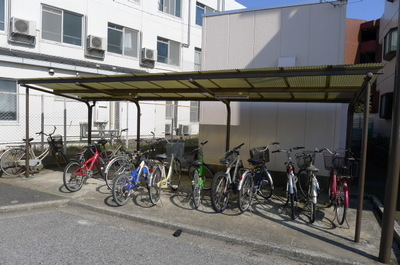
left=224, top=151, right=242, bottom=190
left=152, top=152, right=176, bottom=189
left=330, top=170, right=350, bottom=207
left=125, top=160, right=150, bottom=190
left=75, top=149, right=104, bottom=178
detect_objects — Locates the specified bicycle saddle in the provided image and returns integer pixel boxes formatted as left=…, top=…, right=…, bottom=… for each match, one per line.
left=306, top=166, right=319, bottom=173
left=155, top=153, right=167, bottom=161
left=191, top=161, right=204, bottom=166
left=248, top=158, right=262, bottom=165
left=22, top=138, right=34, bottom=142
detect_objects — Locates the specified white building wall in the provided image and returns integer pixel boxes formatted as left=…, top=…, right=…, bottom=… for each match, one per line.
left=200, top=3, right=347, bottom=175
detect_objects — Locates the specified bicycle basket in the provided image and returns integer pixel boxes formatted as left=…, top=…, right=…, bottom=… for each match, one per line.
left=296, top=151, right=313, bottom=169
left=48, top=135, right=63, bottom=150
left=249, top=146, right=269, bottom=163
left=166, top=140, right=185, bottom=160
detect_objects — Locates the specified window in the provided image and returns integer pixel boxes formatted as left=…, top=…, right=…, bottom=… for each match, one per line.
left=383, top=27, right=397, bottom=61
left=157, top=37, right=180, bottom=66
left=190, top=101, right=199, bottom=123
left=196, top=2, right=215, bottom=26
left=194, top=47, right=201, bottom=70
left=166, top=100, right=173, bottom=119
left=158, top=0, right=181, bottom=17
left=108, top=23, right=139, bottom=57
left=42, top=6, right=83, bottom=46
left=0, top=0, right=4, bottom=31
left=0, top=80, right=17, bottom=121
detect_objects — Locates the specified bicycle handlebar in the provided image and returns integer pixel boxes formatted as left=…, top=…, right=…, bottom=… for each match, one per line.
left=272, top=146, right=304, bottom=154
left=36, top=126, right=57, bottom=137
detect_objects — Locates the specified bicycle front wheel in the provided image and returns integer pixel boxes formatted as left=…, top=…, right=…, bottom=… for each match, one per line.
left=336, top=181, right=348, bottom=225
left=0, top=148, right=26, bottom=177
left=297, top=169, right=308, bottom=201
left=105, top=156, right=134, bottom=190
left=210, top=172, right=230, bottom=213
left=258, top=170, right=273, bottom=199
left=192, top=168, right=201, bottom=209
left=310, top=201, right=317, bottom=223
left=238, top=171, right=254, bottom=213
left=149, top=166, right=163, bottom=205
left=112, top=172, right=132, bottom=206
left=63, top=161, right=85, bottom=192
left=188, top=164, right=213, bottom=190
left=169, top=158, right=181, bottom=191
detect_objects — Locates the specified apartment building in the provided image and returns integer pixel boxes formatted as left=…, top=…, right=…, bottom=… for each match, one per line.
left=0, top=0, right=244, bottom=145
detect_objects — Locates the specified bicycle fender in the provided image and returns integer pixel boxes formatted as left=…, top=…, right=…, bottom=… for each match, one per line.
left=265, top=170, right=274, bottom=190
left=237, top=170, right=251, bottom=191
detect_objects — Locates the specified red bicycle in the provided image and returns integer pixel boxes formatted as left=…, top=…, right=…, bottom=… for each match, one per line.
left=323, top=148, right=358, bottom=225
left=63, top=139, right=108, bottom=192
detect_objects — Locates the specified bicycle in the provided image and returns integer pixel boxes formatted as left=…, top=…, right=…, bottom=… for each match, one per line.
left=241, top=142, right=279, bottom=205
left=63, top=139, right=108, bottom=192
left=323, top=148, right=358, bottom=225
left=210, top=143, right=245, bottom=213
left=295, top=148, right=324, bottom=223
left=0, top=126, right=68, bottom=177
left=272, top=146, right=304, bottom=220
left=187, top=141, right=215, bottom=209
left=112, top=148, right=155, bottom=206
left=147, top=138, right=183, bottom=205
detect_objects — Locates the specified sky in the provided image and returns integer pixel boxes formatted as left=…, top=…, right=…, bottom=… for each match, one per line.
left=235, top=0, right=385, bottom=21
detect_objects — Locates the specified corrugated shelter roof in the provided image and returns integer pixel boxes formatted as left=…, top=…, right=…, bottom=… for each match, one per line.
left=18, top=63, right=384, bottom=103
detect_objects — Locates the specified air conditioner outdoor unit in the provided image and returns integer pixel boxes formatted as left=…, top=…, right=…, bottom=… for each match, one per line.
left=165, top=123, right=172, bottom=135
left=10, top=17, right=36, bottom=36
left=87, top=35, right=106, bottom=51
left=179, top=124, right=189, bottom=136
left=142, top=48, right=157, bottom=61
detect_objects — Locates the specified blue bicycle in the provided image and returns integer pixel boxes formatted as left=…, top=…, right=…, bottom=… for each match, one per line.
left=112, top=149, right=154, bottom=206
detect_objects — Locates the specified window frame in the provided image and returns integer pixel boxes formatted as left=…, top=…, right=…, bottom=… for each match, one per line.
left=194, top=47, right=201, bottom=71
left=157, top=37, right=180, bottom=66
left=196, top=2, right=215, bottom=26
left=158, top=0, right=181, bottom=18
left=107, top=23, right=139, bottom=58
left=0, top=79, right=18, bottom=122
left=190, top=101, right=199, bottom=123
left=41, top=5, right=83, bottom=46
left=0, top=0, right=5, bottom=31
left=383, top=27, right=398, bottom=61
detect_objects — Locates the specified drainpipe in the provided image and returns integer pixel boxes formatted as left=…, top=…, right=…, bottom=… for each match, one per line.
left=346, top=103, right=355, bottom=150
left=224, top=101, right=231, bottom=151
left=25, top=87, right=30, bottom=179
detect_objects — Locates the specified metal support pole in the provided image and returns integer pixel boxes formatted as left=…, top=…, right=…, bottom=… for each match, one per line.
left=25, top=87, right=30, bottom=179
left=41, top=94, right=44, bottom=152
left=86, top=102, right=95, bottom=145
left=346, top=104, right=355, bottom=150
left=133, top=100, right=141, bottom=151
left=354, top=75, right=372, bottom=243
left=64, top=98, right=67, bottom=154
left=379, top=6, right=400, bottom=262
left=224, top=101, right=231, bottom=151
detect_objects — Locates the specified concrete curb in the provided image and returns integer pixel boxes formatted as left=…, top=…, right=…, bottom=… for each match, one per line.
left=69, top=199, right=367, bottom=265
left=0, top=199, right=69, bottom=213
left=370, top=195, right=400, bottom=246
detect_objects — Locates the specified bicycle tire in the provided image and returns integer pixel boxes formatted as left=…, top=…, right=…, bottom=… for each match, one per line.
left=0, top=148, right=26, bottom=177
left=188, top=164, right=213, bottom=190
left=169, top=158, right=181, bottom=191
left=310, top=201, right=317, bottom=223
left=210, top=172, right=230, bottom=213
left=112, top=172, right=132, bottom=206
left=238, top=171, right=254, bottom=213
left=258, top=172, right=273, bottom=199
left=149, top=166, right=163, bottom=205
left=105, top=156, right=134, bottom=190
left=52, top=150, right=68, bottom=169
left=63, top=161, right=85, bottom=192
left=192, top=169, right=201, bottom=209
left=289, top=192, right=296, bottom=220
left=297, top=169, right=308, bottom=201
left=336, top=181, right=348, bottom=225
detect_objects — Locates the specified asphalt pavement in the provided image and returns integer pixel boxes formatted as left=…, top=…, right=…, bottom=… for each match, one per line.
left=0, top=169, right=399, bottom=265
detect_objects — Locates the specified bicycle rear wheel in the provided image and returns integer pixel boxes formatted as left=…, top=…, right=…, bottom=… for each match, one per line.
left=63, top=161, right=85, bottom=192
left=52, top=150, right=68, bottom=169
left=169, top=158, right=181, bottom=191
left=238, top=171, right=254, bottom=213
left=210, top=172, right=230, bottom=213
left=0, top=148, right=26, bottom=177
left=112, top=172, right=132, bottom=206
left=149, top=166, right=163, bottom=205
left=105, top=156, right=134, bottom=190
left=257, top=170, right=273, bottom=199
left=297, top=169, right=308, bottom=201
left=336, top=181, right=348, bottom=225
left=192, top=169, right=201, bottom=209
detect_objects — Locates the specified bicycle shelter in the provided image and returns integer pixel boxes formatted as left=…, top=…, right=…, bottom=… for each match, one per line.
left=19, top=63, right=400, bottom=261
